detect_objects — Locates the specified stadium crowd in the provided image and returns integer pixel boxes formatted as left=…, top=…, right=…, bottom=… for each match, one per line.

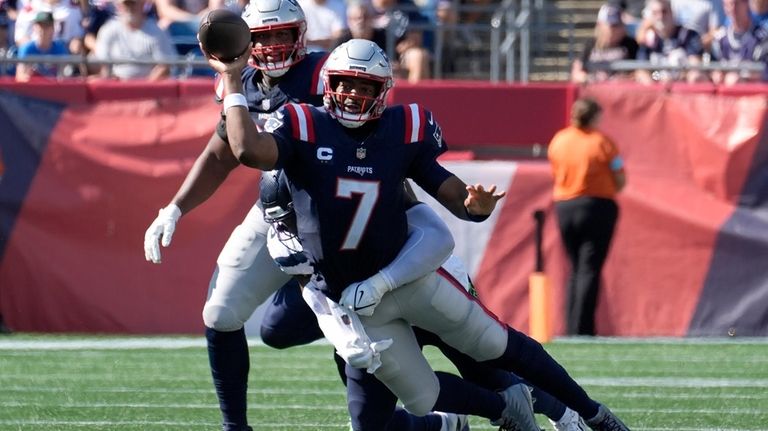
left=0, top=0, right=491, bottom=82
left=574, top=0, right=768, bottom=84
left=0, top=0, right=765, bottom=83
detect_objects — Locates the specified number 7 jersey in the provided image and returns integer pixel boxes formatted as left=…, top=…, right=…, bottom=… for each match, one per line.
left=269, top=103, right=452, bottom=298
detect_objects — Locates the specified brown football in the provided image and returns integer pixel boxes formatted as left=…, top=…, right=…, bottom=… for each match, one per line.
left=198, top=9, right=251, bottom=62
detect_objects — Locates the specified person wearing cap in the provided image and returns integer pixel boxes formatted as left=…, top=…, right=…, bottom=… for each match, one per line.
left=15, top=10, right=69, bottom=82
left=93, top=0, right=176, bottom=80
left=571, top=3, right=638, bottom=83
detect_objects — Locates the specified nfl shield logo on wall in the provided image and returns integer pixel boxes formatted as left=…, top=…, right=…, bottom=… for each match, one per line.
left=356, top=147, right=366, bottom=160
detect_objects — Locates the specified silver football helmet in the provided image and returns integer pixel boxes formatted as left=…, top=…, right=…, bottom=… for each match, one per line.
left=322, top=39, right=394, bottom=128
left=242, top=0, right=307, bottom=77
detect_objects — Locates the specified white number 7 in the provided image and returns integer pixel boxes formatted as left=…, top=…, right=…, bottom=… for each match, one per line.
left=336, top=178, right=380, bottom=250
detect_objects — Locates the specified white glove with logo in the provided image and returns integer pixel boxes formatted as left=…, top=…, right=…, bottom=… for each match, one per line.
left=143, top=204, right=182, bottom=264
left=302, top=284, right=392, bottom=373
left=339, top=271, right=395, bottom=317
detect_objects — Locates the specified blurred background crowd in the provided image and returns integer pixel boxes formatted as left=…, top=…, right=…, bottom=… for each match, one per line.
left=0, top=0, right=765, bottom=84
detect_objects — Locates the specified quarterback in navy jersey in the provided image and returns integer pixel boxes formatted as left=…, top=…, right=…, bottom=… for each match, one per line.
left=269, top=101, right=454, bottom=298
left=209, top=38, right=631, bottom=431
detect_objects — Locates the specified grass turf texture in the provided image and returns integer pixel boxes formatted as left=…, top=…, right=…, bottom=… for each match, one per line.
left=1, top=335, right=766, bottom=430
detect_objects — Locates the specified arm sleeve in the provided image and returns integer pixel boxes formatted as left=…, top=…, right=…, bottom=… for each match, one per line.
left=378, top=203, right=454, bottom=289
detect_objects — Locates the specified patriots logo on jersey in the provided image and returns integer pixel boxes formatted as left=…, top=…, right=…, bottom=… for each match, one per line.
left=265, top=111, right=284, bottom=132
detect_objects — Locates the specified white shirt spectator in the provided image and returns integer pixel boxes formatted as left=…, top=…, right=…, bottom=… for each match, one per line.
left=94, top=17, right=177, bottom=79
left=671, top=0, right=720, bottom=37
left=298, top=0, right=345, bottom=52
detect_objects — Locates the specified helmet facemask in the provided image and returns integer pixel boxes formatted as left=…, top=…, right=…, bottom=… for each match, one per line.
left=249, top=22, right=306, bottom=77
left=321, top=39, right=394, bottom=128
left=323, top=72, right=390, bottom=128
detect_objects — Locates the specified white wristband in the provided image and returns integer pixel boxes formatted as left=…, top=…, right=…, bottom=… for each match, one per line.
left=223, top=93, right=248, bottom=112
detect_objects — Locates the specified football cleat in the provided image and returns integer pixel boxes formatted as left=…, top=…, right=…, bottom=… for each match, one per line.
left=491, top=383, right=539, bottom=431
left=550, top=407, right=588, bottom=431
left=585, top=405, right=629, bottom=431
left=437, top=412, right=470, bottom=431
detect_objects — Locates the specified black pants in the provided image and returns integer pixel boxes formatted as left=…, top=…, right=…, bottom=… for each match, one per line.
left=555, top=197, right=618, bottom=336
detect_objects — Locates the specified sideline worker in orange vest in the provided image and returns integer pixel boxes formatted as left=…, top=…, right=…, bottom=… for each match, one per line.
left=548, top=98, right=626, bottom=336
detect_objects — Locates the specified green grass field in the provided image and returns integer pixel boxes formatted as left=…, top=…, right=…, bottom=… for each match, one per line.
left=1, top=335, right=766, bottom=430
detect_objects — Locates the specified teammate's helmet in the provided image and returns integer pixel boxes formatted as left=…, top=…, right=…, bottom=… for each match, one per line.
left=322, top=39, right=394, bottom=128
left=260, top=169, right=294, bottom=223
left=242, top=0, right=307, bottom=77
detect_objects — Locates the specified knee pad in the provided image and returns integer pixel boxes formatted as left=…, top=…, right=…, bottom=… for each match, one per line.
left=202, top=303, right=244, bottom=332
left=400, top=377, right=439, bottom=416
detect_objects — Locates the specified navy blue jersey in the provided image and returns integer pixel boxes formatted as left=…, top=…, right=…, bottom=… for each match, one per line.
left=269, top=103, right=452, bottom=298
left=215, top=51, right=328, bottom=134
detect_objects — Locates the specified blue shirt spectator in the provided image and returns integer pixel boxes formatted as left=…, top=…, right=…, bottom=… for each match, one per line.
left=16, top=11, right=69, bottom=81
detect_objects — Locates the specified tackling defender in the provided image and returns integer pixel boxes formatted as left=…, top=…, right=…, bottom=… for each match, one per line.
left=208, top=37, right=630, bottom=431
left=260, top=169, right=590, bottom=431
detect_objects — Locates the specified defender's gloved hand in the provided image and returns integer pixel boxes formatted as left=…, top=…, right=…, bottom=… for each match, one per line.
left=339, top=271, right=395, bottom=317
left=144, top=204, right=182, bottom=264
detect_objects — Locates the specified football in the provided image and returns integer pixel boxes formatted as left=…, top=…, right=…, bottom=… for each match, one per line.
left=197, top=9, right=251, bottom=62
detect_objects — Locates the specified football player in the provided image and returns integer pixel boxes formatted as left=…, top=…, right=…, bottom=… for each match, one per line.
left=260, top=169, right=590, bottom=431
left=207, top=37, right=630, bottom=431
left=143, top=1, right=466, bottom=429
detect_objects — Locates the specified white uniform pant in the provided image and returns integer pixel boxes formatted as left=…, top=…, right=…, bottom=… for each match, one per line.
left=361, top=270, right=509, bottom=415
left=202, top=204, right=291, bottom=331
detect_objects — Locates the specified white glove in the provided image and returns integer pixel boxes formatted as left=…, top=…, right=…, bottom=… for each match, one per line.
left=339, top=271, right=395, bottom=317
left=143, top=204, right=182, bottom=264
left=302, top=284, right=393, bottom=373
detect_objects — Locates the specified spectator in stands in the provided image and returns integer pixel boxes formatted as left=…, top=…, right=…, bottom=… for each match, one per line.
left=572, top=3, right=638, bottom=83
left=0, top=12, right=15, bottom=76
left=370, top=0, right=431, bottom=82
left=15, top=10, right=69, bottom=81
left=671, top=0, right=720, bottom=50
left=711, top=0, right=768, bottom=84
left=750, top=0, right=768, bottom=28
left=548, top=98, right=626, bottom=337
left=434, top=0, right=462, bottom=75
left=81, top=0, right=115, bottom=75
left=94, top=0, right=176, bottom=80
left=154, top=0, right=221, bottom=29
left=335, top=1, right=383, bottom=45
left=298, top=0, right=345, bottom=52
left=15, top=0, right=84, bottom=55
left=635, top=0, right=705, bottom=83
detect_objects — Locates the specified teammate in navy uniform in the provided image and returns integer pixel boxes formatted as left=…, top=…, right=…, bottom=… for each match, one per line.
left=208, top=38, right=631, bottom=431
left=143, top=2, right=327, bottom=430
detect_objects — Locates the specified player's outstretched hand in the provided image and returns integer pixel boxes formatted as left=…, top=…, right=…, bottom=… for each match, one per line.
left=339, top=271, right=395, bottom=317
left=201, top=42, right=252, bottom=75
left=465, top=183, right=506, bottom=217
left=144, top=204, right=182, bottom=264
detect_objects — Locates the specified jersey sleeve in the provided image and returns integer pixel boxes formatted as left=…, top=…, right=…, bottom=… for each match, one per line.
left=214, top=67, right=257, bottom=103
left=405, top=106, right=453, bottom=196
left=267, top=104, right=300, bottom=170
